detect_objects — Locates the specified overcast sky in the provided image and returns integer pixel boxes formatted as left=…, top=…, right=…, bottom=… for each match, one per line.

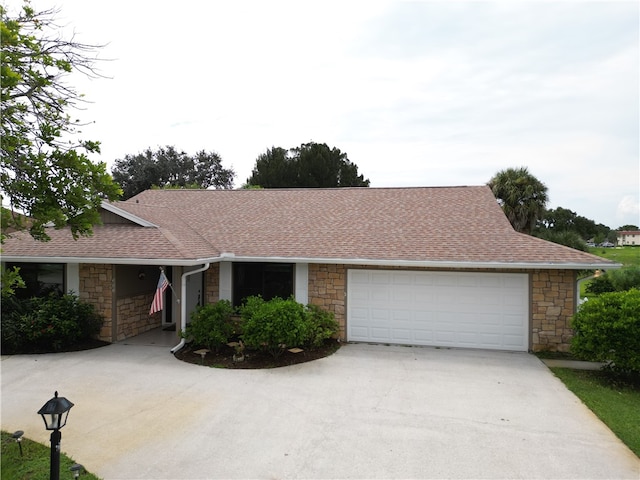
left=10, top=0, right=640, bottom=229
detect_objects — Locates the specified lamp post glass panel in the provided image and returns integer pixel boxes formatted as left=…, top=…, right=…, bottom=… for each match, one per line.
left=38, top=391, right=74, bottom=480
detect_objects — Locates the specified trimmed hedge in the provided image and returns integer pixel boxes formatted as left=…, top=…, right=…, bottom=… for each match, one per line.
left=183, top=300, right=235, bottom=351
left=571, top=289, right=640, bottom=374
left=305, top=304, right=340, bottom=348
left=1, top=292, right=103, bottom=353
left=240, top=296, right=339, bottom=358
left=240, top=297, right=309, bottom=358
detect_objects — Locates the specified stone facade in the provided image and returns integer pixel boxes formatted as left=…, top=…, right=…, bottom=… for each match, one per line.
left=116, top=293, right=159, bottom=341
left=79, top=264, right=165, bottom=342
left=530, top=269, right=576, bottom=352
left=308, top=264, right=578, bottom=352
left=204, top=263, right=220, bottom=304
left=79, top=264, right=114, bottom=341
left=308, top=264, right=347, bottom=337
left=78, top=262, right=578, bottom=351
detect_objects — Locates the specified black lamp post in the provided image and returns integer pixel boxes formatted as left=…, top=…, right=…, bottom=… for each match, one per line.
left=37, top=391, right=74, bottom=480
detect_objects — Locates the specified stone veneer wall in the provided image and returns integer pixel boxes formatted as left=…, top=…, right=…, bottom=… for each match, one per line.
left=204, top=263, right=220, bottom=303
left=308, top=264, right=347, bottom=337
left=308, top=264, right=577, bottom=352
left=116, top=293, right=160, bottom=341
left=79, top=264, right=172, bottom=342
left=530, top=269, right=576, bottom=352
left=79, top=264, right=113, bottom=342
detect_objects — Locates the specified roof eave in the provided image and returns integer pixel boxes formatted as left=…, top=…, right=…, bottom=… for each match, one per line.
left=1, top=253, right=621, bottom=270
left=225, top=255, right=622, bottom=270
left=101, top=202, right=157, bottom=227
left=0, top=255, right=219, bottom=266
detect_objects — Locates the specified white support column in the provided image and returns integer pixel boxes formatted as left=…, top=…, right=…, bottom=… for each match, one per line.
left=173, top=266, right=183, bottom=325
left=66, top=264, right=80, bottom=295
left=219, top=262, right=233, bottom=301
left=295, top=263, right=309, bottom=305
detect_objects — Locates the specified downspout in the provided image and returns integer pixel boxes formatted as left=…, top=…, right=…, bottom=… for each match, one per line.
left=170, top=262, right=210, bottom=353
left=575, top=269, right=602, bottom=311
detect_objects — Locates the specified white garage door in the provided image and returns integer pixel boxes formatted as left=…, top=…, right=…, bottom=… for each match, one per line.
left=347, top=270, right=529, bottom=351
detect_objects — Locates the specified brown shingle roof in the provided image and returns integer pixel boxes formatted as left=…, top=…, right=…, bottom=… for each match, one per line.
left=1, top=186, right=617, bottom=268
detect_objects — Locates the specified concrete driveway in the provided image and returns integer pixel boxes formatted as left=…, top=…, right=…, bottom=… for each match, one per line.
left=1, top=339, right=638, bottom=479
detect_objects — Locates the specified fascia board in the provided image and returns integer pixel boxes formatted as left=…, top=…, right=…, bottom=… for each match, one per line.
left=0, top=255, right=221, bottom=266
left=2, top=253, right=621, bottom=271
left=211, top=255, right=623, bottom=271
left=101, top=202, right=157, bottom=227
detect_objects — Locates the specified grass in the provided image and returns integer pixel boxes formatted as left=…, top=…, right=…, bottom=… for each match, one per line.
left=550, top=368, right=640, bottom=458
left=1, top=430, right=101, bottom=480
left=588, top=246, right=640, bottom=267
left=580, top=246, right=640, bottom=297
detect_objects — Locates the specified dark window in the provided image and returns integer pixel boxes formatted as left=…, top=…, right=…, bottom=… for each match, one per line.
left=232, top=263, right=294, bottom=307
left=7, top=263, right=65, bottom=299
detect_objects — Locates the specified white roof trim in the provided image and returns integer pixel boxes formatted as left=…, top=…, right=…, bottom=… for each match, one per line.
left=1, top=253, right=621, bottom=270
left=101, top=202, right=157, bottom=227
left=216, top=255, right=622, bottom=270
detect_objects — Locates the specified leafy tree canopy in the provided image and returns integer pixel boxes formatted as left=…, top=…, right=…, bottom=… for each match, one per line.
left=246, top=142, right=370, bottom=188
left=1, top=2, right=121, bottom=242
left=534, top=229, right=588, bottom=251
left=112, top=146, right=235, bottom=200
left=534, top=206, right=610, bottom=243
left=488, top=166, right=548, bottom=235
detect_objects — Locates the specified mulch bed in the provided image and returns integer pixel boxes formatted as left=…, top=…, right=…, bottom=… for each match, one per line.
left=174, top=339, right=341, bottom=369
left=6, top=337, right=341, bottom=370
left=4, top=338, right=111, bottom=355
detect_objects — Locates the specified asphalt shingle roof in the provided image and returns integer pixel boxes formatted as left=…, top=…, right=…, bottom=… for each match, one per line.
left=2, top=186, right=617, bottom=268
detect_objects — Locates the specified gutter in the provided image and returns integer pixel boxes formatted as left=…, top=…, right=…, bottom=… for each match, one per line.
left=170, top=262, right=210, bottom=354
left=1, top=253, right=620, bottom=271
left=198, top=255, right=622, bottom=271
left=576, top=269, right=604, bottom=309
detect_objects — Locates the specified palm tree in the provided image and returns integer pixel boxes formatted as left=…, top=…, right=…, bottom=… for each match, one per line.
left=488, top=167, right=549, bottom=234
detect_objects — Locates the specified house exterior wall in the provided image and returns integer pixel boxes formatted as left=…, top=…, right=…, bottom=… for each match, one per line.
left=204, top=263, right=221, bottom=303
left=617, top=231, right=640, bottom=246
left=79, top=264, right=168, bottom=342
left=116, top=293, right=158, bottom=340
left=77, top=261, right=577, bottom=350
left=308, top=264, right=577, bottom=352
left=79, top=264, right=114, bottom=341
left=308, top=264, right=347, bottom=338
left=530, top=269, right=576, bottom=352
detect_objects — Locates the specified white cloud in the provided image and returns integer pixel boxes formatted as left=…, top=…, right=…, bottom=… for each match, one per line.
left=10, top=0, right=639, bottom=229
left=617, top=196, right=640, bottom=226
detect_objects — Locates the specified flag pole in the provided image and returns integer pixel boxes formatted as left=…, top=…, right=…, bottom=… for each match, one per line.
left=159, top=267, right=180, bottom=303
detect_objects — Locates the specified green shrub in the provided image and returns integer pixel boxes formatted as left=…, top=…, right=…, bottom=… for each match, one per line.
left=305, top=304, right=339, bottom=348
left=1, top=293, right=103, bottom=353
left=586, top=267, right=640, bottom=295
left=585, top=275, right=615, bottom=294
left=571, top=289, right=640, bottom=374
left=0, top=293, right=27, bottom=353
left=609, top=266, right=640, bottom=292
left=183, top=300, right=235, bottom=351
left=240, top=296, right=309, bottom=358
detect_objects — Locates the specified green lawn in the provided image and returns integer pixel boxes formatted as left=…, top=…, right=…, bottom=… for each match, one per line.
left=1, top=431, right=101, bottom=480
left=580, top=246, right=640, bottom=297
left=550, top=368, right=640, bottom=458
left=588, top=246, right=640, bottom=267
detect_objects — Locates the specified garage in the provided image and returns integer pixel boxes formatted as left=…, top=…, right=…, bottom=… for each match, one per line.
left=347, top=270, right=529, bottom=351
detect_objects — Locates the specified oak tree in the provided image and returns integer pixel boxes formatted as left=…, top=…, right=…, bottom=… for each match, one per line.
left=112, top=146, right=235, bottom=200
left=246, top=142, right=370, bottom=188
left=1, top=3, right=121, bottom=242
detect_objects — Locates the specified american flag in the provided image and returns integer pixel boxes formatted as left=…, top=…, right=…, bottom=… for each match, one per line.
left=149, top=271, right=170, bottom=315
